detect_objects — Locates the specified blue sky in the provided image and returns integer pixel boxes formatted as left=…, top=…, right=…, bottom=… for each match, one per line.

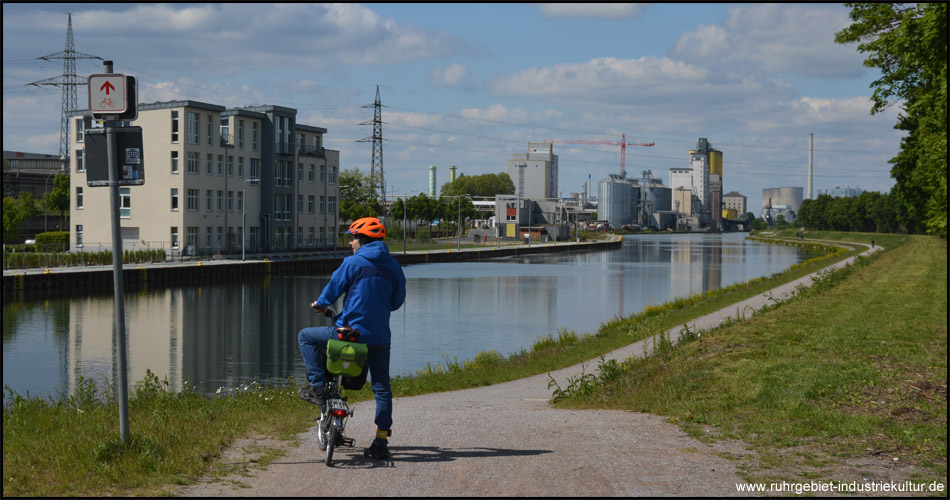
left=3, top=3, right=903, bottom=214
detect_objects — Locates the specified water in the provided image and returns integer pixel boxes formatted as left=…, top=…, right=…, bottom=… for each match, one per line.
left=3, top=233, right=813, bottom=400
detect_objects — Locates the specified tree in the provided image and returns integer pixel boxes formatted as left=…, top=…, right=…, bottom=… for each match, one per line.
left=338, top=168, right=382, bottom=222
left=836, top=3, right=947, bottom=238
left=440, top=172, right=515, bottom=197
left=2, top=192, right=40, bottom=241
left=45, top=173, right=70, bottom=228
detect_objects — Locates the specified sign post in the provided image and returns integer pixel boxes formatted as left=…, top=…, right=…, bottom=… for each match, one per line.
left=88, top=60, right=138, bottom=444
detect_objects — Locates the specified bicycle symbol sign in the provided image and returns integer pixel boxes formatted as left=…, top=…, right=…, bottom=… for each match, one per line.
left=88, top=74, right=127, bottom=114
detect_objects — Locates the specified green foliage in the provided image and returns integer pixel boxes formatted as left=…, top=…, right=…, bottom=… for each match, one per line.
left=750, top=217, right=768, bottom=231
left=338, top=168, right=382, bottom=222
left=440, top=171, right=515, bottom=197
left=836, top=3, right=947, bottom=238
left=45, top=173, right=70, bottom=219
left=798, top=192, right=904, bottom=233
left=3, top=193, right=40, bottom=241
left=35, top=231, right=69, bottom=252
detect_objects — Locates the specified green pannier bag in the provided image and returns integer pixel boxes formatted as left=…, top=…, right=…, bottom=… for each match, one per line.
left=326, top=339, right=367, bottom=377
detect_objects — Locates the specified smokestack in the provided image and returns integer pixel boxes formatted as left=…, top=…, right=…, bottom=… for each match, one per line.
left=429, top=165, right=437, bottom=198
left=808, top=134, right=815, bottom=200
left=449, top=165, right=457, bottom=184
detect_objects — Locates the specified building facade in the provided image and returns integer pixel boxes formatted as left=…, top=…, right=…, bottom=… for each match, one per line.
left=723, top=191, right=747, bottom=219
left=507, top=142, right=558, bottom=199
left=67, top=100, right=339, bottom=255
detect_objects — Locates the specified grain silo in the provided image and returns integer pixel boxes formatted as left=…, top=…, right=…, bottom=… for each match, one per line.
left=597, top=174, right=634, bottom=228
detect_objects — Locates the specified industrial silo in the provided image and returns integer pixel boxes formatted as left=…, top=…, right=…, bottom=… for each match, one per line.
left=598, top=175, right=633, bottom=228
left=643, top=185, right=672, bottom=212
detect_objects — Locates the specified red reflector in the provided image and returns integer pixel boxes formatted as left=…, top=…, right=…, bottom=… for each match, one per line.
left=331, top=409, right=348, bottom=417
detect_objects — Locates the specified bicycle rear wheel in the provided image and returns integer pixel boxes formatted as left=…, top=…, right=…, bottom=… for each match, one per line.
left=325, top=424, right=339, bottom=466
left=316, top=412, right=329, bottom=451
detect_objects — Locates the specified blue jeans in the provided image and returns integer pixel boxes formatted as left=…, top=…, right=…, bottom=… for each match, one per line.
left=297, top=326, right=393, bottom=433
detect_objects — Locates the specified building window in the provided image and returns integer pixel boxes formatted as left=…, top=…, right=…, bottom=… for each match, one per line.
left=76, top=224, right=83, bottom=246
left=320, top=164, right=326, bottom=183
left=206, top=153, right=213, bottom=175
left=187, top=152, right=199, bottom=174
left=187, top=111, right=199, bottom=144
left=238, top=157, right=244, bottom=177
left=319, top=195, right=325, bottom=214
left=227, top=191, right=234, bottom=212
left=308, top=227, right=315, bottom=246
left=298, top=194, right=303, bottom=213
left=217, top=190, right=223, bottom=211
left=120, top=188, right=131, bottom=217
left=216, top=226, right=223, bottom=249
left=75, top=149, right=84, bottom=172
left=328, top=196, right=337, bottom=214
left=187, top=227, right=198, bottom=250
left=308, top=195, right=315, bottom=213
left=206, top=227, right=212, bottom=248
left=308, top=164, right=315, bottom=182
left=298, top=162, right=303, bottom=183
left=238, top=119, right=244, bottom=149
left=76, top=187, right=83, bottom=209
left=252, top=122, right=258, bottom=151
left=171, top=188, right=179, bottom=211
left=206, top=115, right=213, bottom=146
left=250, top=158, right=260, bottom=179
left=329, top=165, right=337, bottom=184
left=217, top=155, right=223, bottom=176
left=220, top=117, right=229, bottom=145
left=227, top=155, right=234, bottom=176
left=171, top=227, right=179, bottom=248
left=76, top=118, right=84, bottom=142
left=171, top=111, right=179, bottom=143
left=171, top=151, right=179, bottom=173
left=206, top=190, right=213, bottom=211
left=187, top=189, right=199, bottom=210
left=297, top=227, right=303, bottom=247
left=238, top=191, right=244, bottom=212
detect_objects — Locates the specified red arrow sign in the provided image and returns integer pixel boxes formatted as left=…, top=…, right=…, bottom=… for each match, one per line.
left=100, top=81, right=115, bottom=94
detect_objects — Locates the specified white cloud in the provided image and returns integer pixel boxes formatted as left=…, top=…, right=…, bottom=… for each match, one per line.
left=670, top=4, right=865, bottom=78
left=538, top=3, right=649, bottom=19
left=427, top=64, right=476, bottom=89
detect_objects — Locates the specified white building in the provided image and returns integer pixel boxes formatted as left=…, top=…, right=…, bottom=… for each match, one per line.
left=67, top=100, right=340, bottom=255
left=507, top=142, right=558, bottom=199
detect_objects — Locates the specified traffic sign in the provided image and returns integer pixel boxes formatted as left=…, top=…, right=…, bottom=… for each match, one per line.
left=89, top=74, right=128, bottom=116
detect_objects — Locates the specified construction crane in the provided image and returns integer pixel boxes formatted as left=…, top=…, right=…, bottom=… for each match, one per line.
left=544, top=133, right=654, bottom=177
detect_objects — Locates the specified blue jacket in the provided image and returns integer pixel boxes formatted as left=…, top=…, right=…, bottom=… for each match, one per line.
left=316, top=240, right=406, bottom=345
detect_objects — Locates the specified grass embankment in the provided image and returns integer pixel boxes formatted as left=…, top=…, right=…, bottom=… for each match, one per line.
left=1, top=231, right=906, bottom=496
left=555, top=233, right=947, bottom=485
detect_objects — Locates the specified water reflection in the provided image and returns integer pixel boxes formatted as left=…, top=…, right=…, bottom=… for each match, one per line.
left=3, top=233, right=813, bottom=400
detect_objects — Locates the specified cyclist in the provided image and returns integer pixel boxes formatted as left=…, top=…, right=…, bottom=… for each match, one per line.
left=297, top=216, right=407, bottom=460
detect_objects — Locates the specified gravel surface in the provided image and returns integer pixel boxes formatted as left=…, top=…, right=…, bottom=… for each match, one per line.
left=176, top=240, right=877, bottom=497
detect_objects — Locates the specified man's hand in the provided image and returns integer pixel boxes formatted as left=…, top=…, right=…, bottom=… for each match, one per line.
left=312, top=302, right=334, bottom=317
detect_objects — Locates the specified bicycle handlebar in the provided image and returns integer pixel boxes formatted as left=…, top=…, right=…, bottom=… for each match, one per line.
left=312, top=302, right=335, bottom=318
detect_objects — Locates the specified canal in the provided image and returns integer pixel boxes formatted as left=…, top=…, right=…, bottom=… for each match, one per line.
left=3, top=233, right=814, bottom=401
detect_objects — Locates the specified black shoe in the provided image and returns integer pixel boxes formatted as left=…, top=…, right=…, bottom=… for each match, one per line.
left=363, top=441, right=390, bottom=460
left=298, top=385, right=326, bottom=406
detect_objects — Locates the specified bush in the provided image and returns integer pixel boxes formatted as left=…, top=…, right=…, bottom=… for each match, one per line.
left=35, top=231, right=69, bottom=253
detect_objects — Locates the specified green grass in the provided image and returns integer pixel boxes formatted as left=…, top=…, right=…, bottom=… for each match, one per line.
left=3, top=232, right=912, bottom=496
left=554, top=234, right=947, bottom=484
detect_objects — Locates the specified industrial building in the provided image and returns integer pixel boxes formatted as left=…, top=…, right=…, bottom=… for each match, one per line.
left=596, top=170, right=674, bottom=230
left=722, top=191, right=747, bottom=220
left=668, top=138, right=724, bottom=231
left=507, top=142, right=558, bottom=199
left=761, top=187, right=803, bottom=222
left=66, top=100, right=340, bottom=255
left=818, top=185, right=863, bottom=198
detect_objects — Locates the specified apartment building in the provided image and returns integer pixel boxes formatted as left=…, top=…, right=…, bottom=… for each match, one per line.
left=67, top=100, right=340, bottom=255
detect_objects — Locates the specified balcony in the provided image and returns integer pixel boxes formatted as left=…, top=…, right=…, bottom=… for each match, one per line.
left=297, top=144, right=326, bottom=157
left=275, top=140, right=295, bottom=155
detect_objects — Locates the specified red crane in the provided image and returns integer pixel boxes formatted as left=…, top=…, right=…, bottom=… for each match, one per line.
left=544, top=133, right=654, bottom=177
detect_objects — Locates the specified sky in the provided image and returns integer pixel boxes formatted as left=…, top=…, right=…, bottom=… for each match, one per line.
left=3, top=3, right=904, bottom=215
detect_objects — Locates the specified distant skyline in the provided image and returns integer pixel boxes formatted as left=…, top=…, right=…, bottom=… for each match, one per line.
left=3, top=3, right=903, bottom=213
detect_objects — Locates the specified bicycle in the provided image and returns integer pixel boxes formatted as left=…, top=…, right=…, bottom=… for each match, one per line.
left=312, top=305, right=368, bottom=466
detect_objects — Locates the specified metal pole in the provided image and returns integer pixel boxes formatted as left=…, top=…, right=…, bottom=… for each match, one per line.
left=103, top=60, right=130, bottom=444
left=457, top=197, right=461, bottom=251
left=403, top=197, right=407, bottom=254
left=242, top=186, right=246, bottom=261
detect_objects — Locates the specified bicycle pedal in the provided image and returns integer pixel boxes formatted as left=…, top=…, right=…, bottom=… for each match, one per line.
left=343, top=437, right=355, bottom=447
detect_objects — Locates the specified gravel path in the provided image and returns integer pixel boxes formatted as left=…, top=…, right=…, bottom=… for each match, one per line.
left=176, top=240, right=876, bottom=497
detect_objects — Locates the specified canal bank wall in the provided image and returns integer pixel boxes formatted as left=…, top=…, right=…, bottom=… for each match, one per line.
left=3, top=238, right=621, bottom=301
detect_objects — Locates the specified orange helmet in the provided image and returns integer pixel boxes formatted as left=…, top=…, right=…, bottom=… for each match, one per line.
left=347, top=217, right=386, bottom=239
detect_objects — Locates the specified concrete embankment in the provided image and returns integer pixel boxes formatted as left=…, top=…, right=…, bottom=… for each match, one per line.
left=3, top=238, right=620, bottom=301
